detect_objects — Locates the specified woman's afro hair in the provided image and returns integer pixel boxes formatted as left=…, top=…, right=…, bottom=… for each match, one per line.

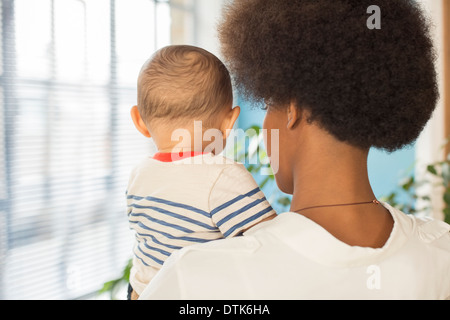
left=218, top=0, right=439, bottom=151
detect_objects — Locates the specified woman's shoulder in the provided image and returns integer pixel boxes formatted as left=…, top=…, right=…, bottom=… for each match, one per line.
left=414, top=216, right=450, bottom=243
left=387, top=203, right=450, bottom=246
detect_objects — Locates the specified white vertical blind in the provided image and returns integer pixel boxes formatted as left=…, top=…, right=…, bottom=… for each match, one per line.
left=0, top=0, right=194, bottom=299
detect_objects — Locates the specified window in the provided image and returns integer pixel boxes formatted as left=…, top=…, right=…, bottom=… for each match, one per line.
left=0, top=0, right=195, bottom=299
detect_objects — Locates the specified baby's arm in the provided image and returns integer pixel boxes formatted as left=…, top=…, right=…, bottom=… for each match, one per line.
left=209, top=162, right=277, bottom=237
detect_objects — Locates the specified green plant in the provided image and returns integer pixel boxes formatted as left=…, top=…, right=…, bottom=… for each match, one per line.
left=98, top=259, right=132, bottom=300
left=381, top=142, right=450, bottom=224
left=427, top=156, right=450, bottom=223
left=226, top=125, right=291, bottom=211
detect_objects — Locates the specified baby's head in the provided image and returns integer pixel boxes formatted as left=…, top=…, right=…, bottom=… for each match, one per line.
left=131, top=45, right=240, bottom=153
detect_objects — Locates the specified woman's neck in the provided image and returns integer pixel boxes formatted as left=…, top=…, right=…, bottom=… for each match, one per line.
left=289, top=144, right=375, bottom=212
left=288, top=129, right=393, bottom=248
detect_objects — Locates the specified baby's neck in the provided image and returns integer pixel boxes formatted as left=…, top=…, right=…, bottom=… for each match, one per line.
left=151, top=122, right=225, bottom=155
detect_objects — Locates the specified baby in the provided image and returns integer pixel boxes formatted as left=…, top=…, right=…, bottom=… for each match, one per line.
left=126, top=45, right=276, bottom=299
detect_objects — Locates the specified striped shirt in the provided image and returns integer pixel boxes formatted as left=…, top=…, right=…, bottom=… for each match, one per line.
left=127, top=152, right=276, bottom=294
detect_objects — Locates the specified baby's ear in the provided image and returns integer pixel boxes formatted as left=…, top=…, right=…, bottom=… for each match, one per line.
left=130, top=106, right=151, bottom=138
left=221, top=106, right=240, bottom=138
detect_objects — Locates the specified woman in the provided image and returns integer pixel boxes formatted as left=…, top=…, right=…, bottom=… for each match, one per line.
left=139, top=0, right=450, bottom=299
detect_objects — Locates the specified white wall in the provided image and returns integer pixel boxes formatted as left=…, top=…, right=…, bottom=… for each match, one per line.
left=193, top=0, right=226, bottom=57
left=416, top=0, right=446, bottom=220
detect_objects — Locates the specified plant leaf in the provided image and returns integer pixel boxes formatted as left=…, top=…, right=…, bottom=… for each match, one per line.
left=444, top=191, right=450, bottom=205
left=444, top=207, right=450, bottom=224
left=277, top=196, right=292, bottom=207
left=401, top=176, right=415, bottom=191
left=427, top=165, right=438, bottom=175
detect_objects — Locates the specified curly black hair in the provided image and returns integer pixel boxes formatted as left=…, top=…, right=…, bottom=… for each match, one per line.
left=218, top=0, right=439, bottom=151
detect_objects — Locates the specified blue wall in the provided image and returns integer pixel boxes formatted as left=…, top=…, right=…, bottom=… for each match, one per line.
left=368, top=145, right=415, bottom=199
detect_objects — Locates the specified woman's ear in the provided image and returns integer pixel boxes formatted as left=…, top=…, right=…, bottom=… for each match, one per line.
left=221, top=106, right=241, bottom=138
left=286, top=103, right=301, bottom=129
left=130, top=106, right=151, bottom=138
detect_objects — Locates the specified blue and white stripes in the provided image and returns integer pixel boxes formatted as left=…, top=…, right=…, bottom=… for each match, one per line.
left=128, top=194, right=220, bottom=267
left=126, top=156, right=276, bottom=274
left=210, top=187, right=274, bottom=238
left=127, top=187, right=274, bottom=268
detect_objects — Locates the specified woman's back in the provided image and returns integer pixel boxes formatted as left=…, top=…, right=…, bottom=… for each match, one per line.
left=140, top=203, right=450, bottom=300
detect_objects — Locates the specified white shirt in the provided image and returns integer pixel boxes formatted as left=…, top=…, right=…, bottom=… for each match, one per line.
left=139, top=202, right=450, bottom=300
left=127, top=153, right=275, bottom=294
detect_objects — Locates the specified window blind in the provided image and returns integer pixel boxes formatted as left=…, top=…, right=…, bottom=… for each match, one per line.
left=0, top=0, right=193, bottom=299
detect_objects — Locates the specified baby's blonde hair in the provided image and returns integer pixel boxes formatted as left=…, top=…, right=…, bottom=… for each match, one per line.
left=137, top=45, right=233, bottom=126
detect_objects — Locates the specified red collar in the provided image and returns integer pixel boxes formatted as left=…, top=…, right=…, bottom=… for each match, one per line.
left=152, top=151, right=208, bottom=162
